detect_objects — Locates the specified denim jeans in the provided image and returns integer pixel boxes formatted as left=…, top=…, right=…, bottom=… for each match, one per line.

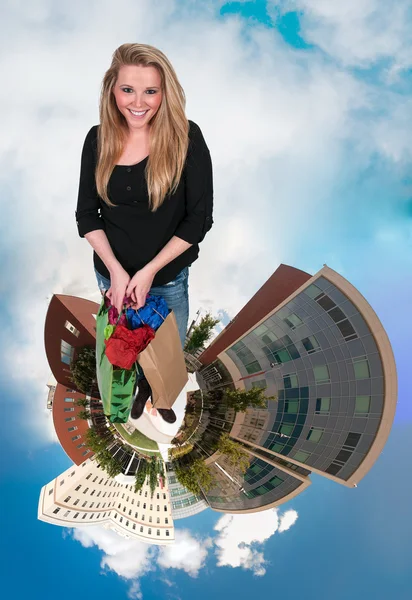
left=95, top=266, right=190, bottom=350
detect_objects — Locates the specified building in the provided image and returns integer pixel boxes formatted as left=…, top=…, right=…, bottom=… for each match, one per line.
left=196, top=264, right=397, bottom=513
left=165, top=464, right=208, bottom=519
left=38, top=459, right=175, bottom=544
left=44, top=294, right=99, bottom=390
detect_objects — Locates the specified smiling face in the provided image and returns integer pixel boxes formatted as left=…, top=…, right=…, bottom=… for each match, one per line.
left=112, top=64, right=163, bottom=132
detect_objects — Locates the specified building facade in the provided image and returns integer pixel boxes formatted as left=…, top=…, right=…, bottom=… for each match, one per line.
left=45, top=294, right=100, bottom=390
left=165, top=464, right=208, bottom=520
left=38, top=459, right=175, bottom=544
left=197, top=265, right=397, bottom=513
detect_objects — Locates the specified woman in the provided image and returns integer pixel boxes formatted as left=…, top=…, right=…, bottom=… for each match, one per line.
left=75, top=43, right=214, bottom=421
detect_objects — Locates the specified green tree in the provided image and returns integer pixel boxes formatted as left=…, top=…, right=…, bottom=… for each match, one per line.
left=223, top=387, right=277, bottom=412
left=70, top=347, right=96, bottom=393
left=174, top=458, right=215, bottom=496
left=134, top=460, right=148, bottom=493
left=85, top=426, right=112, bottom=453
left=75, top=397, right=89, bottom=408
left=77, top=410, right=91, bottom=420
left=217, top=433, right=251, bottom=473
left=149, top=456, right=159, bottom=497
left=185, top=313, right=220, bottom=353
left=95, top=448, right=123, bottom=478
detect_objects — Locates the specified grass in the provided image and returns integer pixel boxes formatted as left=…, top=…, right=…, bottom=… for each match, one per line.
left=113, top=423, right=159, bottom=452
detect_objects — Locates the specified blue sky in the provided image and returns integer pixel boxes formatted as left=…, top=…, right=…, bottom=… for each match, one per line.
left=1, top=1, right=411, bottom=599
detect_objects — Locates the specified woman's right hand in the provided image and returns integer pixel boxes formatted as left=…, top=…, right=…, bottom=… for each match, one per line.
left=106, top=266, right=131, bottom=314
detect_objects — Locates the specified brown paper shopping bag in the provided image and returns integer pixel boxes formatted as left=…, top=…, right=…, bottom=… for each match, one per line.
left=137, top=310, right=188, bottom=409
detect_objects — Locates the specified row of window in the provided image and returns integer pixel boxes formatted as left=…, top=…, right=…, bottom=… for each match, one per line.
left=113, top=513, right=171, bottom=536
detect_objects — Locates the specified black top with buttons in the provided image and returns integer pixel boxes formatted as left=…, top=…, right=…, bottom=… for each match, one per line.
left=75, top=120, right=214, bottom=286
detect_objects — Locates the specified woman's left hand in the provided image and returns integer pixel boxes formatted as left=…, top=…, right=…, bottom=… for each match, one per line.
left=126, top=265, right=156, bottom=309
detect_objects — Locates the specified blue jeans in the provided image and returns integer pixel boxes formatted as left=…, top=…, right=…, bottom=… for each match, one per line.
left=95, top=266, right=189, bottom=350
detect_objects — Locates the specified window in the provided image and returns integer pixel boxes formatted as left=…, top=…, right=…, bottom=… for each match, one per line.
left=343, top=432, right=361, bottom=449
left=270, top=442, right=284, bottom=452
left=302, top=335, right=320, bottom=353
left=353, top=357, right=370, bottom=380
left=156, top=517, right=160, bottom=524
left=268, top=476, right=283, bottom=488
left=140, top=526, right=143, bottom=532
left=64, top=398, right=74, bottom=403
left=336, top=319, right=357, bottom=341
left=65, top=417, right=75, bottom=422
left=156, top=505, right=160, bottom=511
left=64, top=407, right=75, bottom=412
left=64, top=320, right=80, bottom=337
left=82, top=450, right=90, bottom=456
left=251, top=379, right=267, bottom=390
left=166, top=530, right=170, bottom=537
left=61, top=340, right=74, bottom=365
left=64, top=496, right=71, bottom=502
left=53, top=508, right=60, bottom=514
left=306, top=428, right=324, bottom=443
left=72, top=435, right=81, bottom=441
left=74, top=499, right=79, bottom=506
left=142, top=515, right=145, bottom=521
left=157, top=493, right=160, bottom=500
left=165, top=518, right=169, bottom=524
left=143, top=503, right=146, bottom=509
left=67, top=426, right=78, bottom=432
left=283, top=313, right=303, bottom=329
left=313, top=365, right=330, bottom=383
left=148, top=528, right=152, bottom=535
left=316, top=294, right=336, bottom=311
left=157, top=529, right=160, bottom=536
left=164, top=506, right=167, bottom=512
left=325, top=463, right=342, bottom=476
left=283, top=373, right=298, bottom=389
left=48, top=489, right=53, bottom=496
left=280, top=424, right=294, bottom=436
left=355, top=395, right=371, bottom=414
left=285, top=400, right=299, bottom=414
left=293, top=450, right=310, bottom=463
left=74, top=513, right=79, bottom=519
left=304, top=283, right=323, bottom=299
left=316, top=397, right=331, bottom=413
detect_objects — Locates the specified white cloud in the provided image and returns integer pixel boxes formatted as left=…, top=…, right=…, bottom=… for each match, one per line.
left=213, top=508, right=298, bottom=575
left=1, top=0, right=411, bottom=447
left=71, top=525, right=211, bottom=597
left=274, top=0, right=412, bottom=71
left=157, top=529, right=212, bottom=576
left=72, top=526, right=155, bottom=580
left=278, top=509, right=299, bottom=532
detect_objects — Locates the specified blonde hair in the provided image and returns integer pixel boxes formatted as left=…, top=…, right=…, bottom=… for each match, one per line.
left=96, top=43, right=189, bottom=211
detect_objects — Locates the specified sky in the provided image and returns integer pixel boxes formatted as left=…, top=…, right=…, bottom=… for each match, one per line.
left=0, top=1, right=411, bottom=599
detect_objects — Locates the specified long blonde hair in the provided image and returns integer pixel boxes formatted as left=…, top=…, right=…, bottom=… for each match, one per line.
left=96, top=43, right=189, bottom=211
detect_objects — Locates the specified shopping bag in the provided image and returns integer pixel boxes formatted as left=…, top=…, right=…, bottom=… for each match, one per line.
left=137, top=309, right=188, bottom=409
left=95, top=297, right=136, bottom=423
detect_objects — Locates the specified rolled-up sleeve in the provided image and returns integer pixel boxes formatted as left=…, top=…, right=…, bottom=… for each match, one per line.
left=75, top=125, right=104, bottom=238
left=174, top=121, right=214, bottom=245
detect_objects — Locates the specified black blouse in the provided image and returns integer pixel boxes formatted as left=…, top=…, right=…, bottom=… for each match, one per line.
left=75, top=120, right=213, bottom=286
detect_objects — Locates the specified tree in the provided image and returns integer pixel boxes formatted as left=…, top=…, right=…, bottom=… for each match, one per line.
left=134, top=460, right=148, bottom=493
left=85, top=426, right=113, bottom=453
left=174, top=458, right=215, bottom=496
left=95, top=448, right=123, bottom=478
left=77, top=410, right=91, bottom=420
left=149, top=456, right=158, bottom=497
left=217, top=433, right=250, bottom=473
left=70, top=347, right=96, bottom=393
left=75, top=397, right=89, bottom=408
left=223, top=387, right=277, bottom=412
left=185, top=313, right=220, bottom=353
